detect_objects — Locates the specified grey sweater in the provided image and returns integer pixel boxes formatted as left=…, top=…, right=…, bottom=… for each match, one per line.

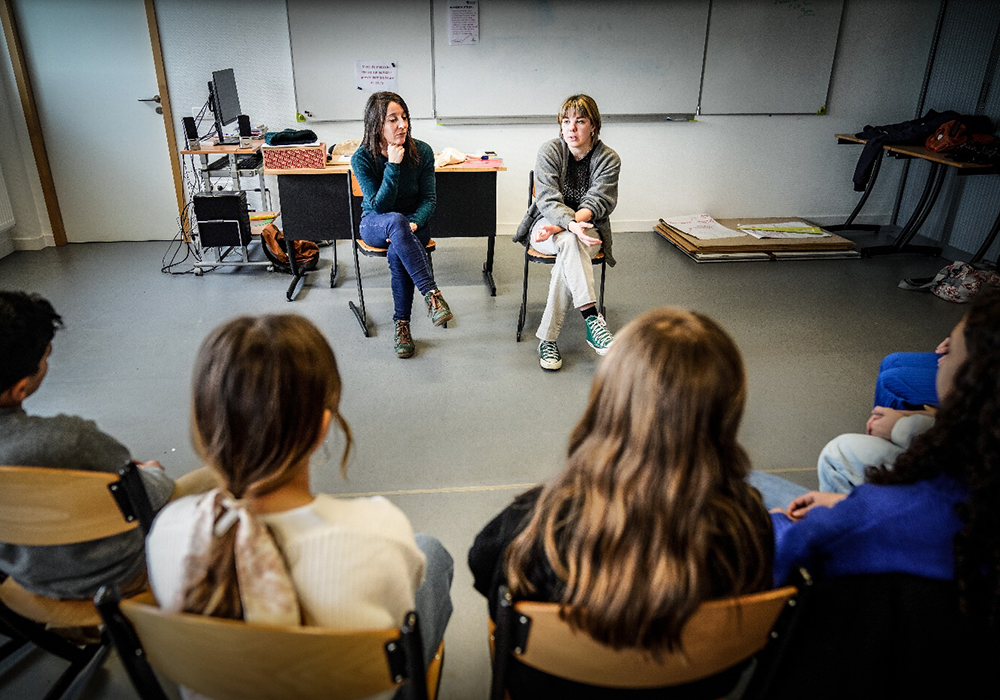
left=515, top=138, right=621, bottom=266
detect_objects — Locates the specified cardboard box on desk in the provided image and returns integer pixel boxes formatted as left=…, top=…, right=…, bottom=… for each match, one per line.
left=261, top=143, right=326, bottom=170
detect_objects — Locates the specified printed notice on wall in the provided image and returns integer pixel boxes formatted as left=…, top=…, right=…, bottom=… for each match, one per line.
left=448, top=0, right=479, bottom=45
left=355, top=61, right=398, bottom=92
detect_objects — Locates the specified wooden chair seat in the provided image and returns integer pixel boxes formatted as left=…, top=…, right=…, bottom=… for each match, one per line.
left=0, top=462, right=156, bottom=700
left=0, top=578, right=104, bottom=629
left=490, top=585, right=797, bottom=698
left=98, top=589, right=436, bottom=700
left=358, top=238, right=437, bottom=257
left=526, top=245, right=605, bottom=264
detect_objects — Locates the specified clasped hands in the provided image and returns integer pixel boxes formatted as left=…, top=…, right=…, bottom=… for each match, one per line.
left=532, top=217, right=601, bottom=247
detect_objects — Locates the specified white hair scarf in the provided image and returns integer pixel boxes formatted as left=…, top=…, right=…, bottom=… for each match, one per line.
left=168, top=488, right=301, bottom=626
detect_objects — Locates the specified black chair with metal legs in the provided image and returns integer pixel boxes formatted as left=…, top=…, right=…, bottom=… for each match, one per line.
left=347, top=173, right=439, bottom=337
left=516, top=170, right=606, bottom=342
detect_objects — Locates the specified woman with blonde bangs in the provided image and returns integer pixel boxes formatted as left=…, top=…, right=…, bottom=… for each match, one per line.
left=514, top=94, right=620, bottom=371
left=469, top=307, right=773, bottom=698
left=145, top=315, right=453, bottom=698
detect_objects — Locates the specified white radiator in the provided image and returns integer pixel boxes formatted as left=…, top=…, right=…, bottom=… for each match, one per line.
left=0, top=160, right=15, bottom=233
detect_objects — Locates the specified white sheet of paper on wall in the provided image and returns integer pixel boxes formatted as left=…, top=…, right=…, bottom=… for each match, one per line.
left=355, top=61, right=398, bottom=92
left=448, top=0, right=479, bottom=45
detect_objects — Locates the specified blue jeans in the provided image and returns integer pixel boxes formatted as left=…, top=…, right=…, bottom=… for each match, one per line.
left=413, top=534, right=454, bottom=669
left=359, top=212, right=436, bottom=321
left=873, top=352, right=939, bottom=409
left=747, top=471, right=810, bottom=512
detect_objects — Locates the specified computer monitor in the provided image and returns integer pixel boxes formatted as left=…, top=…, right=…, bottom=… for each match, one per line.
left=208, top=68, right=242, bottom=145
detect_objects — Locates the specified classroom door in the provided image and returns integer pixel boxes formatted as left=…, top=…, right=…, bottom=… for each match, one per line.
left=13, top=0, right=176, bottom=242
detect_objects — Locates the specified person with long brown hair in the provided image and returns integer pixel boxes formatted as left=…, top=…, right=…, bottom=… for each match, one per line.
left=469, top=307, right=773, bottom=698
left=145, top=315, right=453, bottom=695
left=351, top=91, right=452, bottom=358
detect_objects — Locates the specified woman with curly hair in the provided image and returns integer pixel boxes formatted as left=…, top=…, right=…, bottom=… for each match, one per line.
left=469, top=307, right=773, bottom=698
left=771, top=288, right=1000, bottom=627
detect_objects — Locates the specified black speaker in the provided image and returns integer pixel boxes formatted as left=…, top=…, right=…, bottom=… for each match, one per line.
left=182, top=116, right=199, bottom=150
left=193, top=191, right=251, bottom=248
left=238, top=114, right=252, bottom=137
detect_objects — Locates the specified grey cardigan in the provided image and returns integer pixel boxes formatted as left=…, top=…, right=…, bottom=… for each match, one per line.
left=514, top=137, right=621, bottom=266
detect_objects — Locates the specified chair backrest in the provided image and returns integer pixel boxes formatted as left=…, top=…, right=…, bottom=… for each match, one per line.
left=0, top=462, right=153, bottom=546
left=492, top=585, right=796, bottom=693
left=103, top=592, right=429, bottom=700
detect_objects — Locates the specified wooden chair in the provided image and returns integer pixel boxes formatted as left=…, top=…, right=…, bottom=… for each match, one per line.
left=96, top=588, right=441, bottom=700
left=0, top=462, right=155, bottom=700
left=517, top=170, right=607, bottom=342
left=348, top=172, right=439, bottom=337
left=489, top=584, right=798, bottom=700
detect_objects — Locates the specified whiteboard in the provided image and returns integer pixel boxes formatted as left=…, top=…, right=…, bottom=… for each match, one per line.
left=431, top=0, right=710, bottom=119
left=286, top=0, right=434, bottom=121
left=699, top=0, right=844, bottom=115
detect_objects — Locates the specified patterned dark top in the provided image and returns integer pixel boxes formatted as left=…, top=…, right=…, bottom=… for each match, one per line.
left=562, top=148, right=594, bottom=210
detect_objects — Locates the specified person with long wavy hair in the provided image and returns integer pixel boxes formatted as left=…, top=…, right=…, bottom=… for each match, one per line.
left=144, top=314, right=453, bottom=697
left=771, top=288, right=1000, bottom=629
left=351, top=91, right=452, bottom=358
left=469, top=307, right=773, bottom=698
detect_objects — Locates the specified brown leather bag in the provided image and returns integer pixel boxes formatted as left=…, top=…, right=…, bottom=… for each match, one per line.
left=925, top=119, right=968, bottom=152
left=260, top=223, right=319, bottom=272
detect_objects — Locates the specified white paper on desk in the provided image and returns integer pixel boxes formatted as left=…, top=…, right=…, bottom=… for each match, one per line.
left=738, top=221, right=831, bottom=239
left=662, top=214, right=742, bottom=240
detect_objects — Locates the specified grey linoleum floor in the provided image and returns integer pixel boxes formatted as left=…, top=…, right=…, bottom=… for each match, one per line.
left=0, top=231, right=962, bottom=699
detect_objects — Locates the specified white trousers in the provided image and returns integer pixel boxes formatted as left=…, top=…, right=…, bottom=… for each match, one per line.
left=531, top=221, right=600, bottom=342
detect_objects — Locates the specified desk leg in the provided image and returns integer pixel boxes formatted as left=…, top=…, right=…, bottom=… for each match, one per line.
left=483, top=229, right=497, bottom=296
left=862, top=162, right=944, bottom=258
left=971, top=208, right=1000, bottom=264
left=828, top=150, right=883, bottom=234
left=330, top=240, right=339, bottom=288
left=285, top=238, right=306, bottom=302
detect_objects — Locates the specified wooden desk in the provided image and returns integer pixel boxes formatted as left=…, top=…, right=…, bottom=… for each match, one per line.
left=266, top=159, right=507, bottom=302
left=834, top=134, right=996, bottom=259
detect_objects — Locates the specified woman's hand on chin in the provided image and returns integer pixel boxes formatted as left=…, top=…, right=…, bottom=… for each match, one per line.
left=387, top=143, right=405, bottom=164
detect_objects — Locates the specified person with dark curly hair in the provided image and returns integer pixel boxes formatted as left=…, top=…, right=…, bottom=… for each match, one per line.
left=771, top=288, right=1000, bottom=628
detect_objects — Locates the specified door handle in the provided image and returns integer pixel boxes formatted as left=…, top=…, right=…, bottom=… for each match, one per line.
left=137, top=95, right=161, bottom=103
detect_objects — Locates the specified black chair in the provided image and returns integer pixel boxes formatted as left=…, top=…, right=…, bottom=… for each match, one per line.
left=516, top=170, right=607, bottom=342
left=347, top=172, right=440, bottom=337
left=746, top=571, right=1000, bottom=699
left=0, top=462, right=155, bottom=700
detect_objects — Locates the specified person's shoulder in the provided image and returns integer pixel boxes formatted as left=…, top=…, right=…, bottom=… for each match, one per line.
left=350, top=145, right=374, bottom=167
left=313, top=493, right=414, bottom=529
left=414, top=139, right=435, bottom=164
left=8, top=409, right=128, bottom=455
left=539, top=138, right=565, bottom=155
left=148, top=493, right=203, bottom=540
left=593, top=140, right=621, bottom=165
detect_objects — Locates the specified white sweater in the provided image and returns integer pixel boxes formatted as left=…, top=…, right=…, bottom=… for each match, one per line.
left=146, top=493, right=426, bottom=698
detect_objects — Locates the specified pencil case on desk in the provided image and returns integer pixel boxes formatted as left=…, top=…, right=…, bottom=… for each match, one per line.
left=261, top=143, right=326, bottom=170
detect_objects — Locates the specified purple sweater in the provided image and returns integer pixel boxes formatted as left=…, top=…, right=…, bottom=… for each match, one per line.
left=771, top=475, right=967, bottom=586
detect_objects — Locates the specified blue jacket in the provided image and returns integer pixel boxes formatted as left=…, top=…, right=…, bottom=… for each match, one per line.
left=771, top=474, right=967, bottom=586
